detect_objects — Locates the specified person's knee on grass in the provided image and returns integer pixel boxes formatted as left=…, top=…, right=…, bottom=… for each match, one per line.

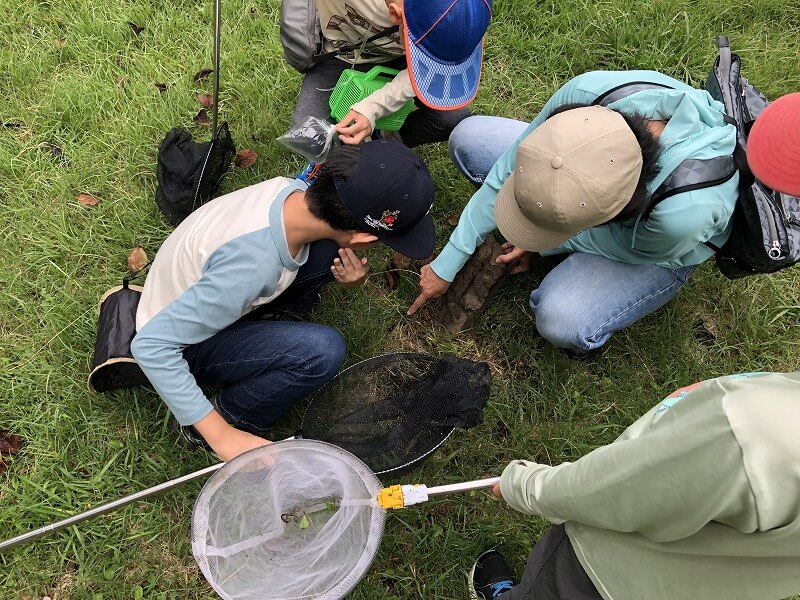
left=528, top=290, right=594, bottom=354
left=214, top=323, right=347, bottom=433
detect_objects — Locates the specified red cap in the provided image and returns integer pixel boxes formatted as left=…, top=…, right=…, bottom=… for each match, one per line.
left=747, top=92, right=800, bottom=196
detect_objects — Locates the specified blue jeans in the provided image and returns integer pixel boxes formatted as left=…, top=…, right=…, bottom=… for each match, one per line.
left=183, top=239, right=345, bottom=431
left=449, top=116, right=697, bottom=353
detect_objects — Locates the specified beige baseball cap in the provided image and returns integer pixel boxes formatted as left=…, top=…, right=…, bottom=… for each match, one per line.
left=494, top=105, right=643, bottom=252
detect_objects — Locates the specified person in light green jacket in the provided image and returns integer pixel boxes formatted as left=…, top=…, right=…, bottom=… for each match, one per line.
left=408, top=71, right=739, bottom=357
left=469, top=372, right=800, bottom=600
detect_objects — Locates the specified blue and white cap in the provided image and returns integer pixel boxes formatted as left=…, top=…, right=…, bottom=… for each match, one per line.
left=403, top=0, right=492, bottom=110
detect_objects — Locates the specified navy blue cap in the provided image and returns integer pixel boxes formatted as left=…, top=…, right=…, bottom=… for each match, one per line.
left=404, top=0, right=492, bottom=110
left=334, top=140, right=435, bottom=260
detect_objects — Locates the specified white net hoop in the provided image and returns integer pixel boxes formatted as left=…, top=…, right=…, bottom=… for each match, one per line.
left=192, top=439, right=386, bottom=600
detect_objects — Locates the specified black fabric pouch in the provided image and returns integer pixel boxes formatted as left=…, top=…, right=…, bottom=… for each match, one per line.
left=88, top=283, right=150, bottom=393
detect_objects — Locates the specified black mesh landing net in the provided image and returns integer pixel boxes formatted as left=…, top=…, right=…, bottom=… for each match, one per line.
left=300, top=353, right=491, bottom=476
left=155, top=123, right=236, bottom=226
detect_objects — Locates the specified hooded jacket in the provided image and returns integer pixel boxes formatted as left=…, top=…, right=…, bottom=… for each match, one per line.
left=500, top=372, right=800, bottom=600
left=431, top=70, right=739, bottom=282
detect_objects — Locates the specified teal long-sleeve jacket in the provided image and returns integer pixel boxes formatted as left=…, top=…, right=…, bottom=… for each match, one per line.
left=430, top=70, right=739, bottom=282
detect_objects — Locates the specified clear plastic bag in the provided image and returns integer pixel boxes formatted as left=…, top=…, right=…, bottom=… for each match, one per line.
left=276, top=117, right=338, bottom=163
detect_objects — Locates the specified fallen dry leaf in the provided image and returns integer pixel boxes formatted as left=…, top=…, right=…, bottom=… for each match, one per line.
left=193, top=108, right=209, bottom=125
left=76, top=193, right=99, bottom=207
left=235, top=149, right=258, bottom=168
left=0, top=431, right=21, bottom=455
left=391, top=252, right=412, bottom=270
left=154, top=82, right=168, bottom=93
left=197, top=93, right=214, bottom=109
left=127, top=245, right=148, bottom=273
left=0, top=429, right=21, bottom=471
left=193, top=68, right=213, bottom=83
left=694, top=315, right=721, bottom=345
left=447, top=214, right=460, bottom=227
left=701, top=316, right=720, bottom=339
left=128, top=21, right=145, bottom=36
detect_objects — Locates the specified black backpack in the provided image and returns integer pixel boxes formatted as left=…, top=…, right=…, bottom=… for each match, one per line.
left=595, top=37, right=800, bottom=279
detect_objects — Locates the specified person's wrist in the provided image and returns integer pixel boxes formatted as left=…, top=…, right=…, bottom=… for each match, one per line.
left=193, top=410, right=234, bottom=446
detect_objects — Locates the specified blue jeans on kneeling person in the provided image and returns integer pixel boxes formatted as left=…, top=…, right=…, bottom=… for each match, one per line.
left=183, top=239, right=345, bottom=431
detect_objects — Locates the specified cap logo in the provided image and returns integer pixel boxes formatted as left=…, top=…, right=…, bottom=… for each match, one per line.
left=365, top=209, right=400, bottom=231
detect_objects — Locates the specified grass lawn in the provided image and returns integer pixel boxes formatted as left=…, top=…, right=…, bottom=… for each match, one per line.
left=1, top=0, right=799, bottom=598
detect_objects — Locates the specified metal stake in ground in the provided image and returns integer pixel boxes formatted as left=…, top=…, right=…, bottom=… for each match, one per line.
left=154, top=0, right=236, bottom=226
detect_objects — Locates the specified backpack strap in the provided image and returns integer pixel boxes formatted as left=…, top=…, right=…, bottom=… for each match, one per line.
left=122, top=260, right=153, bottom=289
left=312, top=25, right=400, bottom=64
left=592, top=81, right=674, bottom=107
left=715, top=36, right=736, bottom=114
left=650, top=156, right=737, bottom=206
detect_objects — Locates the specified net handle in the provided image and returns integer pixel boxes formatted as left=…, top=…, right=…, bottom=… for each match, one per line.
left=211, top=0, right=222, bottom=138
left=1, top=429, right=312, bottom=552
left=0, top=462, right=224, bottom=552
left=426, top=477, right=501, bottom=497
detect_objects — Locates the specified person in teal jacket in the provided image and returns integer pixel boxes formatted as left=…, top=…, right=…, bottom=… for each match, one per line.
left=408, top=71, right=738, bottom=355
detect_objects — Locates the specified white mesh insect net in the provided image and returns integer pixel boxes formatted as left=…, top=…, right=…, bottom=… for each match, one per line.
left=192, top=440, right=386, bottom=600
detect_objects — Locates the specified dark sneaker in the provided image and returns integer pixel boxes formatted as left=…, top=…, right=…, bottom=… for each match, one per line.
left=469, top=549, right=515, bottom=599
left=168, top=414, right=212, bottom=452
left=563, top=345, right=606, bottom=361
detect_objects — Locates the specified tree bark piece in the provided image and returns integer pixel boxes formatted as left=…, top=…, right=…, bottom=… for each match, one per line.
left=433, top=237, right=510, bottom=334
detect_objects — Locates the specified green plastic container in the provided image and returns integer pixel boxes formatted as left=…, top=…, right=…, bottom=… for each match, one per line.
left=329, top=66, right=415, bottom=132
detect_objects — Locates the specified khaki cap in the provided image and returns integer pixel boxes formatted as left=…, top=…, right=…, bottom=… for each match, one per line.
left=495, top=105, right=642, bottom=252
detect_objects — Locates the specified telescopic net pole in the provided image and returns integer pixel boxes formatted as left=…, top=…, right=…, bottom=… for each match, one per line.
left=425, top=477, right=501, bottom=498
left=0, top=463, right=224, bottom=553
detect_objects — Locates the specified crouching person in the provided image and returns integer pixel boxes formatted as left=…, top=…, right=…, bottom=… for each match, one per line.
left=470, top=371, right=800, bottom=600
left=410, top=71, right=740, bottom=356
left=132, top=141, right=436, bottom=461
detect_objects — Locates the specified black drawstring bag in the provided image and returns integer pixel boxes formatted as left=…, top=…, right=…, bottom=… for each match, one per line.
left=155, top=0, right=235, bottom=226
left=155, top=123, right=236, bottom=226
left=88, top=265, right=152, bottom=393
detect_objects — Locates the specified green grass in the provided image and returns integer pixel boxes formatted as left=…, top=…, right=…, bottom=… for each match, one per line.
left=1, top=0, right=799, bottom=598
